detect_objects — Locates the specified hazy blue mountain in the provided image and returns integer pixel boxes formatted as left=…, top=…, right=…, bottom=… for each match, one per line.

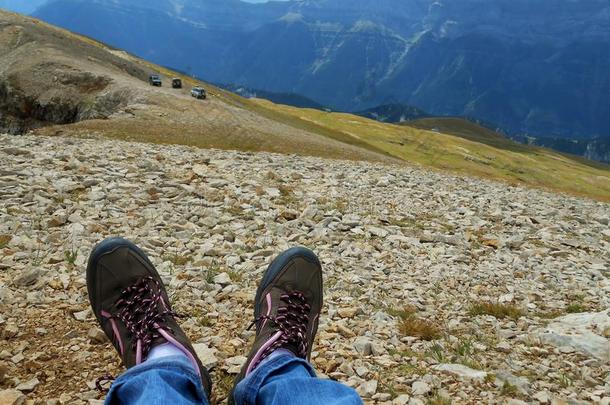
left=516, top=136, right=610, bottom=163
left=221, top=84, right=327, bottom=110
left=30, top=0, right=610, bottom=145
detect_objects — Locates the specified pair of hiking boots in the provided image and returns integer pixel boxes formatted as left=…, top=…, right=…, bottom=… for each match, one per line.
left=87, top=237, right=323, bottom=403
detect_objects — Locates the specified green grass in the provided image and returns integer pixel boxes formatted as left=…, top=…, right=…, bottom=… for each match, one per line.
left=227, top=269, right=243, bottom=283
left=426, top=395, right=452, bottom=405
left=64, top=249, right=78, bottom=265
left=205, top=262, right=221, bottom=284
left=565, top=303, right=587, bottom=313
left=468, top=302, right=524, bottom=320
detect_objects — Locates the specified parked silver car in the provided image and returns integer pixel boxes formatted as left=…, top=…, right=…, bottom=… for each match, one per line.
left=190, top=87, right=206, bottom=99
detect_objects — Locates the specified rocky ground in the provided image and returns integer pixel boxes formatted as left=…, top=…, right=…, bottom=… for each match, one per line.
left=0, top=134, right=609, bottom=405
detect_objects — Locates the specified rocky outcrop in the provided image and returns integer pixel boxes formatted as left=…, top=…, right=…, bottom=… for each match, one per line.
left=0, top=12, right=146, bottom=134
left=0, top=65, right=132, bottom=134
left=0, top=79, right=79, bottom=133
left=584, top=138, right=610, bottom=164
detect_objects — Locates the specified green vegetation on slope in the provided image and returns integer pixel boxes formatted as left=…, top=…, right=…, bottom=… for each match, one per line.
left=250, top=100, right=610, bottom=201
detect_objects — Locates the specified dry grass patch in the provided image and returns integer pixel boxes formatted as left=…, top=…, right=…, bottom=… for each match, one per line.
left=163, top=253, right=192, bottom=266
left=468, top=302, right=524, bottom=320
left=426, top=395, right=452, bottom=405
left=0, top=234, right=12, bottom=249
left=391, top=305, right=442, bottom=341
left=400, top=318, right=442, bottom=341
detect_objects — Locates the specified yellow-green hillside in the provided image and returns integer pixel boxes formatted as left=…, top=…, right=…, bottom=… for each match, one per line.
left=249, top=99, right=610, bottom=201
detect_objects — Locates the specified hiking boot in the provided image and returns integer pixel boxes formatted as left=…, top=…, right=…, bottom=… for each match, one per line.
left=86, top=237, right=212, bottom=396
left=229, top=247, right=323, bottom=404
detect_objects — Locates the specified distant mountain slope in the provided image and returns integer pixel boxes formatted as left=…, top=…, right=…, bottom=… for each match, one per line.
left=404, top=118, right=530, bottom=152
left=356, top=103, right=429, bottom=123
left=518, top=135, right=610, bottom=164
left=221, top=84, right=327, bottom=110
left=31, top=0, right=610, bottom=144
left=0, top=11, right=150, bottom=133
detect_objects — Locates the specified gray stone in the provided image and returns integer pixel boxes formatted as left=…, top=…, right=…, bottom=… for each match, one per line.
left=0, top=389, right=25, bottom=405
left=213, top=273, right=232, bottom=286
left=506, top=400, right=528, bottom=405
left=73, top=309, right=92, bottom=321
left=353, top=336, right=373, bottom=356
left=87, top=327, right=107, bottom=343
left=358, top=380, right=378, bottom=397
left=15, top=377, right=39, bottom=392
left=393, top=394, right=410, bottom=405
left=192, top=164, right=207, bottom=177
left=411, top=380, right=431, bottom=396
left=535, top=309, right=610, bottom=361
left=534, top=391, right=551, bottom=404
left=13, top=268, right=41, bottom=287
left=432, top=364, right=488, bottom=380
left=225, top=355, right=247, bottom=374
left=495, top=370, right=530, bottom=394
left=2, top=324, right=18, bottom=339
left=193, top=343, right=218, bottom=369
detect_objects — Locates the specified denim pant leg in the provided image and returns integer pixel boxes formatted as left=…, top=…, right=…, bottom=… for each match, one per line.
left=234, top=354, right=362, bottom=405
left=104, top=355, right=208, bottom=405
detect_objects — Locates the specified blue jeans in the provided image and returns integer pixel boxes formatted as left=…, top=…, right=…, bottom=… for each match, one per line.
left=105, top=353, right=362, bottom=405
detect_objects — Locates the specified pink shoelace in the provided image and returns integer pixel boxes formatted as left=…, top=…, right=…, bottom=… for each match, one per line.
left=248, top=290, right=311, bottom=370
left=96, top=276, right=180, bottom=392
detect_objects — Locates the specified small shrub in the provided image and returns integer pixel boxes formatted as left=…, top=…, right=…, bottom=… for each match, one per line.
left=278, top=184, right=294, bottom=197
left=427, top=343, right=446, bottom=362
left=484, top=373, right=496, bottom=384
left=64, top=249, right=78, bottom=265
left=205, top=262, right=221, bottom=283
left=557, top=372, right=572, bottom=388
left=265, top=171, right=279, bottom=181
left=400, top=317, right=442, bottom=341
left=535, top=309, right=564, bottom=319
left=565, top=303, right=586, bottom=313
left=392, top=305, right=442, bottom=341
left=468, top=302, right=523, bottom=320
left=454, top=338, right=474, bottom=357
